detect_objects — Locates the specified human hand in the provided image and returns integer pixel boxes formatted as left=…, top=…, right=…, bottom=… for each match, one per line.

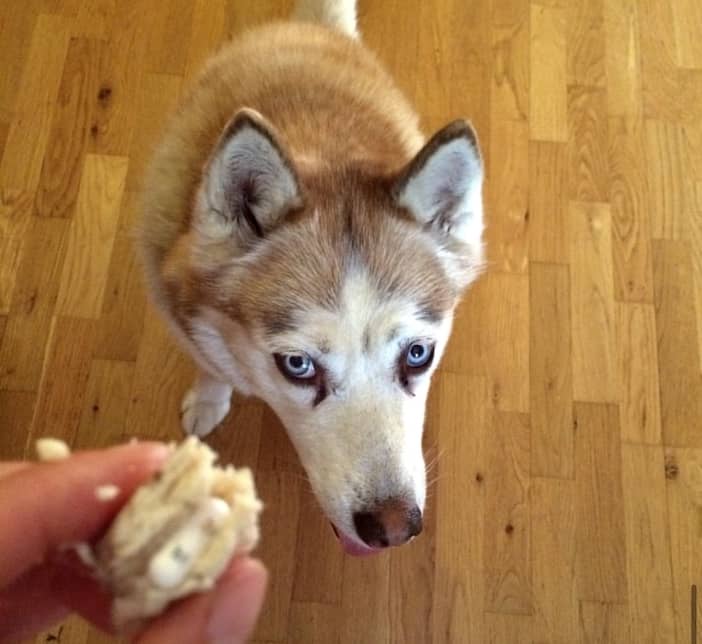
left=0, top=442, right=267, bottom=643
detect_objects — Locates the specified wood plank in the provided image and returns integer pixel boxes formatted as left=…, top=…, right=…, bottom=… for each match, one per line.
left=0, top=190, right=32, bottom=314
left=567, top=86, right=609, bottom=203
left=621, top=444, right=676, bottom=642
left=578, top=601, right=631, bottom=644
left=0, top=1, right=42, bottom=123
left=94, top=190, right=146, bottom=362
left=287, top=602, right=340, bottom=644
left=183, top=0, right=227, bottom=83
left=28, top=316, right=96, bottom=444
left=205, top=400, right=264, bottom=471
left=530, top=477, right=579, bottom=644
left=124, top=72, right=181, bottom=192
left=0, top=14, right=71, bottom=191
left=689, top=207, right=702, bottom=372
left=608, top=116, right=653, bottom=303
left=566, top=0, right=606, bottom=88
left=490, top=0, right=529, bottom=122
left=0, top=391, right=35, bottom=459
left=74, top=358, right=135, bottom=450
left=251, top=470, right=302, bottom=642
left=671, top=0, right=702, bottom=69
left=574, top=403, right=627, bottom=602
left=616, top=303, right=662, bottom=444
left=652, top=240, right=702, bottom=447
left=55, top=154, right=128, bottom=318
left=35, top=37, right=104, bottom=219
left=665, top=448, right=702, bottom=644
left=645, top=121, right=690, bottom=241
left=340, top=555, right=391, bottom=644
left=486, top=119, right=529, bottom=273
left=569, top=201, right=617, bottom=402
left=88, top=0, right=153, bottom=155
left=603, top=0, right=641, bottom=121
left=530, top=262, right=573, bottom=478
left=484, top=411, right=532, bottom=615
left=638, top=0, right=681, bottom=122
left=292, top=494, right=344, bottom=605
left=485, top=612, right=533, bottom=644
left=528, top=141, right=568, bottom=264
left=432, top=374, right=488, bottom=643
left=73, top=0, right=114, bottom=40
left=529, top=3, right=567, bottom=142
left=0, top=217, right=68, bottom=391
left=124, top=308, right=191, bottom=440
left=144, top=0, right=194, bottom=75
left=442, top=273, right=529, bottom=413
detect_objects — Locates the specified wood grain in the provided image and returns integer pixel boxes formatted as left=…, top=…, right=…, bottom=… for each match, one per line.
left=665, top=447, right=702, bottom=644
left=530, top=4, right=567, bottom=141
left=569, top=201, right=617, bottom=402
left=484, top=411, right=532, bottom=615
left=0, top=1, right=700, bottom=641
left=0, top=190, right=33, bottom=314
left=35, top=37, right=104, bottom=219
left=530, top=477, right=579, bottom=644
left=574, top=403, right=627, bottom=603
left=653, top=240, right=702, bottom=447
left=616, top=303, right=662, bottom=444
left=0, top=218, right=68, bottom=391
left=442, top=273, right=529, bottom=413
left=528, top=141, right=568, bottom=264
left=486, top=119, right=529, bottom=273
left=55, top=154, right=127, bottom=318
left=530, top=262, right=573, bottom=478
left=567, top=85, right=609, bottom=203
left=0, top=14, right=70, bottom=192
left=621, top=443, right=676, bottom=642
left=608, top=116, right=653, bottom=303
left=578, top=601, right=631, bottom=644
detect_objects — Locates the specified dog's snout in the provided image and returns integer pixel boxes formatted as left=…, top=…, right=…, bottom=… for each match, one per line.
left=353, top=499, right=423, bottom=548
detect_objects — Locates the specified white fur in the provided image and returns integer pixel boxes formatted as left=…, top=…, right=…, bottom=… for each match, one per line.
left=293, top=0, right=358, bottom=38
left=180, top=268, right=452, bottom=548
left=397, top=137, right=484, bottom=248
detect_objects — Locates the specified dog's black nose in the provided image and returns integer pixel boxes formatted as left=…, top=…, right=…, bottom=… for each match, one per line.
left=353, top=500, right=423, bottom=548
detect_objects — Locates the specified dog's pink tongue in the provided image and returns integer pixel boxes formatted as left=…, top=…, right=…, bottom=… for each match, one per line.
left=331, top=524, right=381, bottom=557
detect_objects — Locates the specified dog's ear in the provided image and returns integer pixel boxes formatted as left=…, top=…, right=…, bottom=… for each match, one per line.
left=196, top=109, right=302, bottom=247
left=392, top=120, right=484, bottom=249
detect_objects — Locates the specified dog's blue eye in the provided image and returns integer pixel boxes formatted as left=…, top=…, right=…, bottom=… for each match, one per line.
left=279, top=353, right=316, bottom=379
left=406, top=341, right=434, bottom=369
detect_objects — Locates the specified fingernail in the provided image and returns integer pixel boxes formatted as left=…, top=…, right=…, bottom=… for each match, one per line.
left=207, top=559, right=267, bottom=644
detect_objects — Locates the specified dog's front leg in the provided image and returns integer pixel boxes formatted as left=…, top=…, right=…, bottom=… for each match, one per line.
left=180, top=371, right=233, bottom=437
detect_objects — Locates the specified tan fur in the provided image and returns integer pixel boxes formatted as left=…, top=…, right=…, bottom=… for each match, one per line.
left=139, top=22, right=423, bottom=304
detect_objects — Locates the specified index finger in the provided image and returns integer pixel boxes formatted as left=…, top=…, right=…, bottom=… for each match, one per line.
left=0, top=442, right=170, bottom=588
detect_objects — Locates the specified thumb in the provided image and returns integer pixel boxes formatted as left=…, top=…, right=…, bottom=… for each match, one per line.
left=135, top=557, right=267, bottom=644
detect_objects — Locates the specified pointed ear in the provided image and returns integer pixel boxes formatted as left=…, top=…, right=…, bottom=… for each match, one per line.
left=392, top=120, right=484, bottom=248
left=196, top=109, right=302, bottom=246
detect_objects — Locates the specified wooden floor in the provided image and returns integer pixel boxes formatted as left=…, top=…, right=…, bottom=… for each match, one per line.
left=1, top=0, right=701, bottom=642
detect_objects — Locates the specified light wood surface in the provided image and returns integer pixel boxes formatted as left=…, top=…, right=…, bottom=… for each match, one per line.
left=0, top=1, right=701, bottom=642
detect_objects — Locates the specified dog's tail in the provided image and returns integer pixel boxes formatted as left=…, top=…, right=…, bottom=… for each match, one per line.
left=292, top=0, right=358, bottom=38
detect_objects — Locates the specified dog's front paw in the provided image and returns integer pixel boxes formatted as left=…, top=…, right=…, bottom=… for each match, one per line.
left=180, top=387, right=231, bottom=437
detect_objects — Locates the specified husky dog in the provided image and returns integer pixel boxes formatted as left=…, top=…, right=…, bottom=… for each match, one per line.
left=138, top=0, right=484, bottom=556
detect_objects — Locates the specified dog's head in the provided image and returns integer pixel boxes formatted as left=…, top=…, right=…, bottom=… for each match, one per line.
left=185, top=110, right=484, bottom=554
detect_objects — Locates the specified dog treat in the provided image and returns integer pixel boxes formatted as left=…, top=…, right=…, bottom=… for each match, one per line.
left=35, top=437, right=72, bottom=461
left=95, top=484, right=121, bottom=502
left=93, top=436, right=263, bottom=631
left=34, top=435, right=263, bottom=633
